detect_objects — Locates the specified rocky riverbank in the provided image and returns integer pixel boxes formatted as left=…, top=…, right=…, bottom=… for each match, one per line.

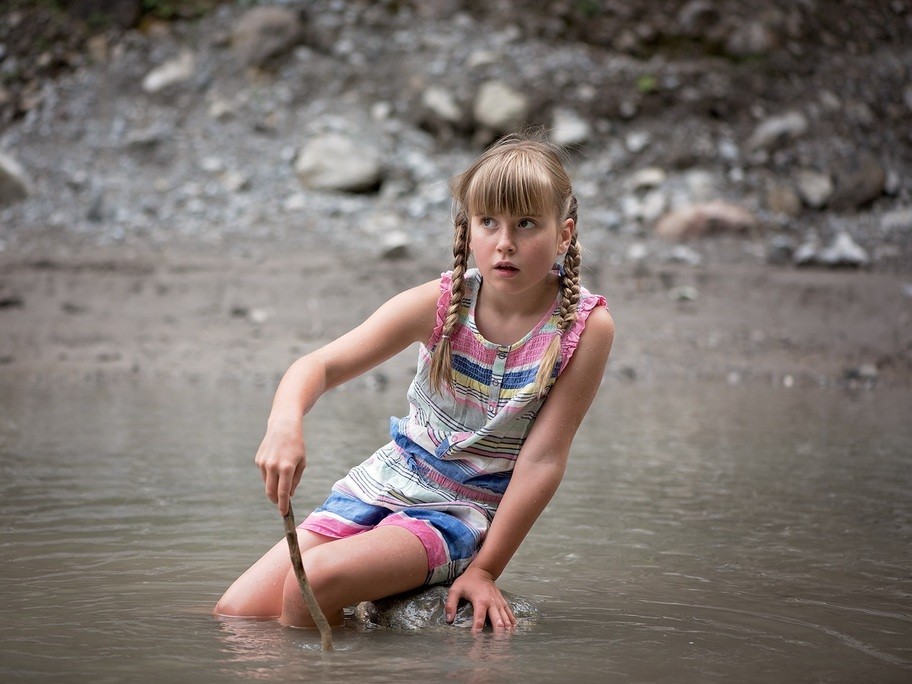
left=1, top=0, right=911, bottom=390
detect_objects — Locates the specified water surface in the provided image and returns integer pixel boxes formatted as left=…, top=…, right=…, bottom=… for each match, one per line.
left=1, top=379, right=910, bottom=682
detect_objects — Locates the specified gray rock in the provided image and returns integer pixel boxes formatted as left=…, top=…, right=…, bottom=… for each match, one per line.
left=765, top=181, right=802, bottom=216
left=231, top=6, right=305, bottom=67
left=380, top=230, right=410, bottom=260
left=725, top=20, right=777, bottom=58
left=0, top=151, right=29, bottom=206
left=829, top=153, right=886, bottom=211
left=141, top=50, right=196, bottom=94
left=795, top=169, right=834, bottom=209
left=819, top=232, right=869, bottom=267
left=473, top=81, right=529, bottom=133
left=421, top=86, right=463, bottom=125
left=793, top=239, right=820, bottom=266
left=551, top=108, right=591, bottom=147
left=354, top=585, right=539, bottom=631
left=295, top=133, right=382, bottom=193
left=767, top=235, right=796, bottom=265
left=746, top=111, right=808, bottom=152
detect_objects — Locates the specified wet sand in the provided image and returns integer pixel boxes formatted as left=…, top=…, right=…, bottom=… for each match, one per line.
left=1, top=239, right=909, bottom=391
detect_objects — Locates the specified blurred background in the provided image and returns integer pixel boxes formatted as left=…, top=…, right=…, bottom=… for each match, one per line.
left=2, top=4, right=912, bottom=681
left=1, top=0, right=910, bottom=387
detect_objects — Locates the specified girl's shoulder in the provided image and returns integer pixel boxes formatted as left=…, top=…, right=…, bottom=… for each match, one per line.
left=559, top=286, right=611, bottom=372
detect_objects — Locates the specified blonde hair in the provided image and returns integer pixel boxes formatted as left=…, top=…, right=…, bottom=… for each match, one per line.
left=430, top=134, right=582, bottom=397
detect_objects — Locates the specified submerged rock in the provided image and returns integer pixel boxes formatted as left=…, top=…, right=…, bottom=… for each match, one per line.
left=354, top=585, right=539, bottom=631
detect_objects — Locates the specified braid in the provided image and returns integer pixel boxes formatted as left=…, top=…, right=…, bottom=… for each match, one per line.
left=430, top=212, right=471, bottom=394
left=558, top=231, right=582, bottom=333
left=531, top=199, right=582, bottom=397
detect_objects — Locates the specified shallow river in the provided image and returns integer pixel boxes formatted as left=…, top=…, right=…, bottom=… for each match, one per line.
left=1, top=379, right=910, bottom=682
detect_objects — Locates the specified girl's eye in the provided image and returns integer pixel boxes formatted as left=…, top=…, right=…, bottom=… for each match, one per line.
left=480, top=217, right=496, bottom=228
left=518, top=219, right=536, bottom=229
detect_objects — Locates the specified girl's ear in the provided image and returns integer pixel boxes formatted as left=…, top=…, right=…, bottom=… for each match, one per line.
left=558, top=218, right=574, bottom=254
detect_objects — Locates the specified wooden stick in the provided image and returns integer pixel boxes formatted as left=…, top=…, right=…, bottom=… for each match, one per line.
left=283, top=502, right=334, bottom=651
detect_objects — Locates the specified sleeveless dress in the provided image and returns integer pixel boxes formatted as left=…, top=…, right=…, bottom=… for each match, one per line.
left=301, top=268, right=608, bottom=584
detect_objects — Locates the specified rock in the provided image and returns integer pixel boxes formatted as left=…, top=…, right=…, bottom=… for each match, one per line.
left=628, top=167, right=667, bottom=191
left=0, top=151, right=30, bottom=206
left=354, top=585, right=539, bottom=631
left=793, top=238, right=820, bottom=266
left=551, top=108, right=591, bottom=147
left=746, top=111, right=808, bottom=152
left=231, top=6, right=305, bottom=67
left=829, top=153, right=886, bottom=211
left=725, top=21, right=777, bottom=58
left=654, top=201, right=756, bottom=241
left=141, top=50, right=196, bottom=94
left=795, top=169, right=834, bottom=209
left=625, top=131, right=651, bottom=154
left=842, top=363, right=879, bottom=389
left=669, top=285, right=699, bottom=301
left=473, top=81, right=530, bottom=133
left=881, top=208, right=912, bottom=233
left=295, top=133, right=382, bottom=193
left=767, top=235, right=796, bottom=265
left=380, top=230, right=410, bottom=260
left=819, top=232, right=869, bottom=267
left=765, top=181, right=802, bottom=216
left=421, top=86, right=463, bottom=125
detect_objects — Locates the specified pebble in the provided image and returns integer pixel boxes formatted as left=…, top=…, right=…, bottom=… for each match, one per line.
left=0, top=151, right=30, bottom=205
left=747, top=111, right=808, bottom=151
left=141, top=50, right=195, bottom=94
left=819, top=232, right=869, bottom=267
left=473, top=80, right=529, bottom=133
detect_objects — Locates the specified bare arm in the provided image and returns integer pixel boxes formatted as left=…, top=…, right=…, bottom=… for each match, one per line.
left=256, top=279, right=440, bottom=514
left=445, top=306, right=615, bottom=631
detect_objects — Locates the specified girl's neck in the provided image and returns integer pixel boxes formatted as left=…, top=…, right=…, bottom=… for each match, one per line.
left=473, top=274, right=559, bottom=346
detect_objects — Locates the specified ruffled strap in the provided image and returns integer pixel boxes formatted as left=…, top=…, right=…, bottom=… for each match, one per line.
left=428, top=271, right=454, bottom=349
left=558, top=289, right=609, bottom=373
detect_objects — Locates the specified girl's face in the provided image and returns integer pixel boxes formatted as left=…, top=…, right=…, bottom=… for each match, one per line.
left=468, top=209, right=573, bottom=298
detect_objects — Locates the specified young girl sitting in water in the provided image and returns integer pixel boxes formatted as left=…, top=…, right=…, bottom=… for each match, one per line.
left=214, top=134, right=614, bottom=633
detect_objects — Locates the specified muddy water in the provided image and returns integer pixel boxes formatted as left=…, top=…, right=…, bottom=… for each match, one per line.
left=1, top=379, right=910, bottom=682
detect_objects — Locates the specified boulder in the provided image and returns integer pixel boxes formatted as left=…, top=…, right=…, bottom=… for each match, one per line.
left=295, top=133, right=382, bottom=193
left=354, top=585, right=539, bottom=631
left=654, top=200, right=756, bottom=241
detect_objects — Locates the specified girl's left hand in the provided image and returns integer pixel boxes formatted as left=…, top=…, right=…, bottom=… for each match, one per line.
left=445, top=567, right=516, bottom=633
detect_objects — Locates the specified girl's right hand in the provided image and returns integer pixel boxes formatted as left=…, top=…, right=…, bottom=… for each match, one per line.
left=254, top=417, right=306, bottom=516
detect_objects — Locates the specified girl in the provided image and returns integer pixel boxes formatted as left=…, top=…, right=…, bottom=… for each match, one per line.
left=214, top=134, right=614, bottom=633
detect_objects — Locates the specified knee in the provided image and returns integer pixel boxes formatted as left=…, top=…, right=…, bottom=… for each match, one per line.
left=280, top=545, right=345, bottom=624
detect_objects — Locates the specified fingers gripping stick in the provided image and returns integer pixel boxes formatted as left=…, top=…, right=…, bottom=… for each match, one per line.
left=283, top=503, right=334, bottom=651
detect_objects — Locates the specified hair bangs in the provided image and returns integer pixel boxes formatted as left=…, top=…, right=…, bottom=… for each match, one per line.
left=464, top=150, right=560, bottom=220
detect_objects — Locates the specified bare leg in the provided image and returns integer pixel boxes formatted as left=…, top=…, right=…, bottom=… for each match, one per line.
left=214, top=529, right=332, bottom=619
left=280, top=525, right=429, bottom=628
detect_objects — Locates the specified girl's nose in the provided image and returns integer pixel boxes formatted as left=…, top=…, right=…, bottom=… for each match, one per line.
left=497, top=229, right=515, bottom=253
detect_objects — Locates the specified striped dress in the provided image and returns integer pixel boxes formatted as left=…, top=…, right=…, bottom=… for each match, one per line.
left=302, top=268, right=608, bottom=583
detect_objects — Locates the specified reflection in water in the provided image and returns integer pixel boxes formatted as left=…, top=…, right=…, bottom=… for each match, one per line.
left=0, top=380, right=910, bottom=681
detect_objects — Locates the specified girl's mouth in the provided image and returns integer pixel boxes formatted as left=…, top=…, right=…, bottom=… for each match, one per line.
left=494, top=262, right=518, bottom=273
